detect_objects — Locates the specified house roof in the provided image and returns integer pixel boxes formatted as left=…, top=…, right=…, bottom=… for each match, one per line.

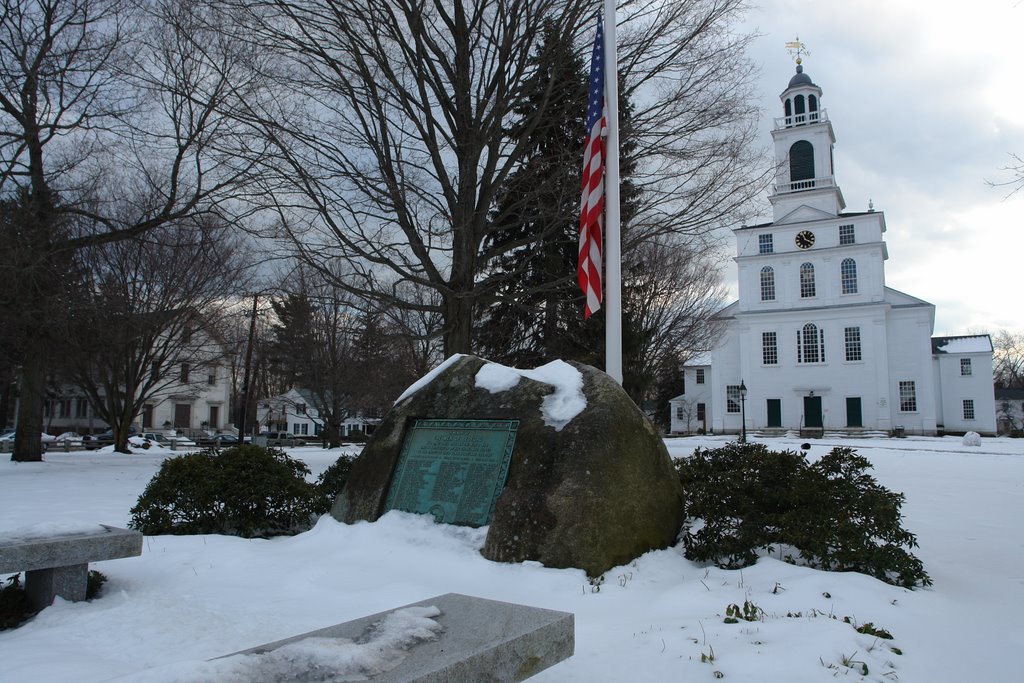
left=995, top=388, right=1024, bottom=400
left=931, top=334, right=993, bottom=354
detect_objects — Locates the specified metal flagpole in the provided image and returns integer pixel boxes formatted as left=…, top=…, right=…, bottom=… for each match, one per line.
left=602, top=0, right=622, bottom=384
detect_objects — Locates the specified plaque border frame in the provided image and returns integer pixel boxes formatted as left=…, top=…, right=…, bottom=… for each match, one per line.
left=383, top=418, right=519, bottom=526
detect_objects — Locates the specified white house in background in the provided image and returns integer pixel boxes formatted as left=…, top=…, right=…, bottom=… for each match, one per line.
left=41, top=331, right=234, bottom=436
left=256, top=388, right=377, bottom=438
left=670, top=59, right=996, bottom=437
left=43, top=357, right=233, bottom=437
left=994, top=388, right=1024, bottom=435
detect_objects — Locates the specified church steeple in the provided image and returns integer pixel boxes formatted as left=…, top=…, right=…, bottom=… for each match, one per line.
left=769, top=41, right=845, bottom=222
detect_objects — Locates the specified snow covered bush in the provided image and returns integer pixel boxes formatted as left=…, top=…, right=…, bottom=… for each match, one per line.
left=129, top=445, right=323, bottom=538
left=675, top=443, right=931, bottom=588
left=962, top=431, right=982, bottom=446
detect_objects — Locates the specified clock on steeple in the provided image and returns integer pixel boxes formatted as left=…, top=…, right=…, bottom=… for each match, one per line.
left=795, top=230, right=815, bottom=249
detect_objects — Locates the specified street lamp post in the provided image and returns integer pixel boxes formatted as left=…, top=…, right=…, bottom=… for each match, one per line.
left=739, top=380, right=748, bottom=443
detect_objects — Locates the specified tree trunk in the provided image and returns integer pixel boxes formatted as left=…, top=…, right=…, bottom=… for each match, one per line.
left=327, top=423, right=341, bottom=449
left=443, top=293, right=474, bottom=357
left=12, top=346, right=45, bottom=462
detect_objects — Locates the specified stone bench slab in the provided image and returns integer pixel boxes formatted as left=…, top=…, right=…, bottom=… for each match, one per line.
left=0, top=525, right=142, bottom=609
left=228, top=592, right=574, bottom=682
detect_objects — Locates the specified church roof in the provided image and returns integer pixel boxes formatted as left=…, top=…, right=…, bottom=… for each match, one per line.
left=787, top=64, right=815, bottom=89
left=735, top=211, right=877, bottom=231
left=931, top=335, right=993, bottom=354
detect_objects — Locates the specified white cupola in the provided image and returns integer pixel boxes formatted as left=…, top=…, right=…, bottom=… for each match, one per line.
left=768, top=57, right=845, bottom=223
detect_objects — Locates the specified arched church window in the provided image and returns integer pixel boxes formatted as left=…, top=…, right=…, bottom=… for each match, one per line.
left=797, top=323, right=824, bottom=363
left=841, top=258, right=858, bottom=294
left=808, top=94, right=818, bottom=121
left=794, top=94, right=806, bottom=124
left=789, top=141, right=814, bottom=187
left=800, top=262, right=815, bottom=298
left=760, top=266, right=775, bottom=301
left=784, top=98, right=792, bottom=126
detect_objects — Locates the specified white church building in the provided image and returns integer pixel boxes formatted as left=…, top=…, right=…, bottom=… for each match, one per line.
left=670, top=60, right=996, bottom=437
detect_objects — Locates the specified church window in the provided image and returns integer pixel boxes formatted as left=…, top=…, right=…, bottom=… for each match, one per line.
left=726, top=385, right=741, bottom=413
left=789, top=141, right=814, bottom=186
left=808, top=94, right=818, bottom=121
left=899, top=381, right=917, bottom=412
left=839, top=224, right=855, bottom=244
left=960, top=358, right=972, bottom=376
left=696, top=368, right=705, bottom=384
left=784, top=98, right=792, bottom=124
left=794, top=94, right=806, bottom=124
left=963, top=399, right=975, bottom=420
left=799, top=262, right=815, bottom=298
left=841, top=258, right=858, bottom=294
left=844, top=327, right=862, bottom=361
left=797, top=323, right=824, bottom=364
left=762, top=331, right=778, bottom=365
left=760, top=266, right=776, bottom=301
left=759, top=234, right=774, bottom=254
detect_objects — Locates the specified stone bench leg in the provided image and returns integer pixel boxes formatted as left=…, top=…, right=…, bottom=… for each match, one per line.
left=25, top=563, right=88, bottom=610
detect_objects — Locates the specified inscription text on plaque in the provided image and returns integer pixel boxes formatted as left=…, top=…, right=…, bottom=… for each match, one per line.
left=383, top=419, right=518, bottom=527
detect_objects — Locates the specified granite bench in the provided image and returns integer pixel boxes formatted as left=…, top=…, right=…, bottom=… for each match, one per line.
left=0, top=525, right=143, bottom=610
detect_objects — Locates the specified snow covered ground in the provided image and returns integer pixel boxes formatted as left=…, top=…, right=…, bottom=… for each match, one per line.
left=1, top=435, right=1022, bottom=682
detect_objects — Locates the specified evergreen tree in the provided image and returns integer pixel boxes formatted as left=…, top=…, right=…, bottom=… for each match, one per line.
left=476, top=22, right=643, bottom=373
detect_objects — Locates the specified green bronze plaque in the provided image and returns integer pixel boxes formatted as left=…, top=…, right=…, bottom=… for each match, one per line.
left=383, top=419, right=519, bottom=527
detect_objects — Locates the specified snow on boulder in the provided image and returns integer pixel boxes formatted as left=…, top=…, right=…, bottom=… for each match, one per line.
left=332, top=355, right=683, bottom=577
left=962, top=431, right=982, bottom=447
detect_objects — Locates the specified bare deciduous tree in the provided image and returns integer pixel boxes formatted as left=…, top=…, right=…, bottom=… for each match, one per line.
left=993, top=329, right=1024, bottom=389
left=621, top=238, right=727, bottom=407
left=219, top=0, right=764, bottom=362
left=65, top=217, right=249, bottom=452
left=0, top=0, right=261, bottom=460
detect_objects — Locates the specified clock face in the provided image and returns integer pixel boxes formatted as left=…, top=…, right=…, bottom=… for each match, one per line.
left=795, top=230, right=815, bottom=249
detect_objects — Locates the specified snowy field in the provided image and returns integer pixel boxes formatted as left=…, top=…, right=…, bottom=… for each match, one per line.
left=1, top=434, right=1022, bottom=682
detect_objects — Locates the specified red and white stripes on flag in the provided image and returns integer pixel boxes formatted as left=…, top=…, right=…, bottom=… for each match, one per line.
left=578, top=13, right=606, bottom=319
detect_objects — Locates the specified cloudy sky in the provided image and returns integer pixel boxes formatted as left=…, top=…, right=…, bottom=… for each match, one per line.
left=729, top=0, right=1024, bottom=337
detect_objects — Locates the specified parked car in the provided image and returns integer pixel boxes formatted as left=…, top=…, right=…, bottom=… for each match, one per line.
left=207, top=433, right=240, bottom=447
left=51, top=432, right=85, bottom=449
left=141, top=432, right=170, bottom=446
left=83, top=428, right=138, bottom=449
left=264, top=431, right=305, bottom=447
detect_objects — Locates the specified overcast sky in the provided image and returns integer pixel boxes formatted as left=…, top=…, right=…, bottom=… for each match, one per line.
left=728, top=0, right=1024, bottom=337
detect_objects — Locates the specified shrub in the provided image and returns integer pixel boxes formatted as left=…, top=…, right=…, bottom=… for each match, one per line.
left=675, top=444, right=930, bottom=588
left=316, top=453, right=355, bottom=510
left=1, top=570, right=108, bottom=631
left=129, top=444, right=322, bottom=538
left=0, top=574, right=32, bottom=631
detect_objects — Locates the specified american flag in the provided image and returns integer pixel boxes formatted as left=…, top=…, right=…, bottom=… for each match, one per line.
left=578, top=13, right=606, bottom=319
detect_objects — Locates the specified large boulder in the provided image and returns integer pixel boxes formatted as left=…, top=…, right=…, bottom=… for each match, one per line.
left=331, top=355, right=684, bottom=577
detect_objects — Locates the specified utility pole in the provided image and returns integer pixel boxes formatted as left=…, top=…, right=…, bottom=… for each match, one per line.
left=238, top=293, right=259, bottom=439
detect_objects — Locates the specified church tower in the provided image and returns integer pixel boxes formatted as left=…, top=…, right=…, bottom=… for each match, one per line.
left=768, top=57, right=845, bottom=222
left=671, top=41, right=995, bottom=438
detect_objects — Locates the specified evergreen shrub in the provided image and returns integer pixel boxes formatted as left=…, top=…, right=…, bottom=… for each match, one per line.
left=316, top=453, right=354, bottom=508
left=675, top=443, right=931, bottom=588
left=129, top=445, right=323, bottom=537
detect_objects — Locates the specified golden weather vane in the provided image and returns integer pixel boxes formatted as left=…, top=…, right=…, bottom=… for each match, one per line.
left=785, top=36, right=810, bottom=65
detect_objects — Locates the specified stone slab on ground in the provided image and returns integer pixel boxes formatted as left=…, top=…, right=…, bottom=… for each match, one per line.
left=229, top=592, right=574, bottom=682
